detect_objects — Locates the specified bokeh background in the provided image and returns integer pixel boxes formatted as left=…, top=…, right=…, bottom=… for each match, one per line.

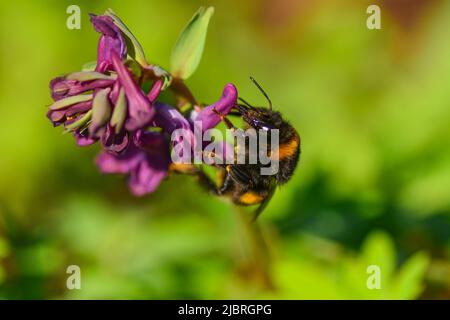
left=1, top=0, right=450, bottom=299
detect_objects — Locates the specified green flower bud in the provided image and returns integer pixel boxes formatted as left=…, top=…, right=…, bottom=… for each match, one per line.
left=66, top=71, right=116, bottom=82
left=89, top=88, right=112, bottom=136
left=170, top=7, right=214, bottom=80
left=110, top=87, right=128, bottom=134
left=49, top=94, right=93, bottom=110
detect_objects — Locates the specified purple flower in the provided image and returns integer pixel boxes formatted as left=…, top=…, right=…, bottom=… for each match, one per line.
left=148, top=84, right=238, bottom=165
left=193, top=83, right=238, bottom=131
left=111, top=51, right=156, bottom=131
left=152, top=102, right=194, bottom=163
left=47, top=71, right=118, bottom=141
left=93, top=83, right=239, bottom=196
left=96, top=130, right=170, bottom=196
left=101, top=124, right=129, bottom=154
left=74, top=129, right=97, bottom=147
left=47, top=93, right=93, bottom=131
left=90, top=14, right=127, bottom=72
left=47, top=8, right=242, bottom=197
left=47, top=13, right=163, bottom=151
left=47, top=99, right=91, bottom=126
left=152, top=102, right=192, bottom=135
left=50, top=73, right=116, bottom=101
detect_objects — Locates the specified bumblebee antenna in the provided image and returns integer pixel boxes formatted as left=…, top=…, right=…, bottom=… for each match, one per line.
left=249, top=76, right=272, bottom=111
left=238, top=97, right=253, bottom=108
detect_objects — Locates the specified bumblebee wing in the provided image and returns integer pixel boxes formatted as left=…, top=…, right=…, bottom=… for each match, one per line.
left=251, top=180, right=276, bottom=222
left=229, top=166, right=252, bottom=186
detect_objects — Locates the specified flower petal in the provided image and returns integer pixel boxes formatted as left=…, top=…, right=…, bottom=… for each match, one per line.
left=151, top=103, right=194, bottom=162
left=50, top=77, right=77, bottom=101
left=147, top=79, right=163, bottom=102
left=74, top=129, right=97, bottom=147
left=65, top=101, right=93, bottom=117
left=152, top=103, right=191, bottom=134
left=96, top=145, right=143, bottom=174
left=50, top=77, right=114, bottom=101
left=194, top=83, right=237, bottom=131
left=101, top=124, right=129, bottom=154
left=129, top=131, right=170, bottom=196
left=133, top=130, right=170, bottom=156
left=111, top=51, right=155, bottom=131
left=47, top=101, right=92, bottom=126
left=128, top=157, right=168, bottom=196
left=90, top=14, right=127, bottom=72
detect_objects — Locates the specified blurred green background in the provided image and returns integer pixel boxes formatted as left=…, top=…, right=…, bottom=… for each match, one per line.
left=1, top=0, right=450, bottom=299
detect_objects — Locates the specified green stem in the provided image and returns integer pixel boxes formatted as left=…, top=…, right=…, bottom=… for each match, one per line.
left=234, top=206, right=274, bottom=290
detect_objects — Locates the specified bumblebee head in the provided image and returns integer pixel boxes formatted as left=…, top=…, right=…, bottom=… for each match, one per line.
left=236, top=104, right=284, bottom=131
left=235, top=76, right=286, bottom=131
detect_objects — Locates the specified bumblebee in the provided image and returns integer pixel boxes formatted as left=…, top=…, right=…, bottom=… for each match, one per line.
left=196, top=77, right=301, bottom=220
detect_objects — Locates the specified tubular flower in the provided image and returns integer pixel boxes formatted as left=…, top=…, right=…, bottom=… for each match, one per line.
left=50, top=73, right=116, bottom=101
left=47, top=7, right=240, bottom=196
left=90, top=14, right=127, bottom=72
left=111, top=51, right=156, bottom=131
left=47, top=12, right=163, bottom=151
left=192, top=83, right=238, bottom=131
left=96, top=130, right=170, bottom=196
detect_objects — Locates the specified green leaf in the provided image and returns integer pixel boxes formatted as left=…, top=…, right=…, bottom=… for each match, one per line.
left=392, top=252, right=430, bottom=299
left=170, top=6, right=214, bottom=79
left=361, top=230, right=396, bottom=285
left=105, top=8, right=147, bottom=66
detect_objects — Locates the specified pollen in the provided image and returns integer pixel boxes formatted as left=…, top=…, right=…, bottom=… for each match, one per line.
left=239, top=192, right=264, bottom=205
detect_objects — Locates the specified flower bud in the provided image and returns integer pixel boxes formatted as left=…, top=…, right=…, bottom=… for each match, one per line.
left=49, top=94, right=93, bottom=110
left=89, top=88, right=112, bottom=136
left=170, top=7, right=214, bottom=79
left=110, top=87, right=127, bottom=134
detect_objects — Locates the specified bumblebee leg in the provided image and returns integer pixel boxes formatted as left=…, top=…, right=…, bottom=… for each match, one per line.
left=212, top=107, right=237, bottom=131
left=251, top=198, right=269, bottom=222
left=195, top=168, right=220, bottom=195
left=251, top=182, right=276, bottom=222
left=219, top=172, right=233, bottom=194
